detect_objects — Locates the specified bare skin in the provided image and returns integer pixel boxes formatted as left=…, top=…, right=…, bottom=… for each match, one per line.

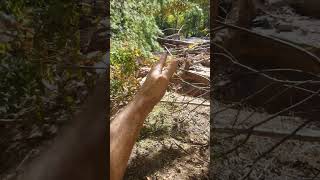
left=19, top=54, right=177, bottom=180
left=110, top=54, right=178, bottom=180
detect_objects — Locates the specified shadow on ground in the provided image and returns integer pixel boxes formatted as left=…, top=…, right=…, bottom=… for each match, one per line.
left=124, top=147, right=186, bottom=179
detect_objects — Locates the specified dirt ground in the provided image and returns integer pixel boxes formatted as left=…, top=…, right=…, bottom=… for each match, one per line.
left=124, top=92, right=210, bottom=180
left=210, top=101, right=320, bottom=180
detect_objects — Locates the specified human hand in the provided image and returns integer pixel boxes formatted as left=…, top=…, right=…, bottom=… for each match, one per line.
left=136, top=53, right=178, bottom=106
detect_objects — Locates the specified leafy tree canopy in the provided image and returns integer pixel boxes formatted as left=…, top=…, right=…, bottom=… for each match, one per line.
left=111, top=0, right=208, bottom=102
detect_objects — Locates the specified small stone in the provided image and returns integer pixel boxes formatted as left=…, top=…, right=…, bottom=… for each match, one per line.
left=176, top=168, right=181, bottom=173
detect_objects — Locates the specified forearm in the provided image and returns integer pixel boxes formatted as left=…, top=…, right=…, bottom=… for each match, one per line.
left=110, top=54, right=177, bottom=180
left=110, top=94, right=156, bottom=180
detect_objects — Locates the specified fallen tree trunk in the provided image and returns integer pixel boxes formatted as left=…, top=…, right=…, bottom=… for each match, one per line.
left=157, top=37, right=194, bottom=46
left=287, top=0, right=320, bottom=18
left=212, top=0, right=320, bottom=116
left=180, top=71, right=210, bottom=87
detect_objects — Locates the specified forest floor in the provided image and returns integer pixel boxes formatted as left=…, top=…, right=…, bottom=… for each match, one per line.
left=211, top=100, right=320, bottom=180
left=124, top=92, right=210, bottom=180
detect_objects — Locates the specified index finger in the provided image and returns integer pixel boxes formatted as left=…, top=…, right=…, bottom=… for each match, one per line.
left=154, top=53, right=168, bottom=72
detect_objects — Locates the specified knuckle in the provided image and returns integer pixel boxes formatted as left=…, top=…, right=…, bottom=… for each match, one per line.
left=158, top=75, right=168, bottom=81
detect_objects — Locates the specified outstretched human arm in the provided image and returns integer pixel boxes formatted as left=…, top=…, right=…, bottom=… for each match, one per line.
left=110, top=54, right=178, bottom=180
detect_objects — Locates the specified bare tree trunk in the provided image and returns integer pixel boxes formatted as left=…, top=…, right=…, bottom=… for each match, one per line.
left=211, top=0, right=218, bottom=26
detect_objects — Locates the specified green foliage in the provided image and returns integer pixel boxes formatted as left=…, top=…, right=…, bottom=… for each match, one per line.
left=184, top=5, right=207, bottom=37
left=155, top=0, right=209, bottom=37
left=111, top=0, right=163, bottom=101
left=0, top=54, right=41, bottom=115
left=0, top=1, right=94, bottom=120
left=110, top=0, right=209, bottom=103
left=111, top=0, right=162, bottom=56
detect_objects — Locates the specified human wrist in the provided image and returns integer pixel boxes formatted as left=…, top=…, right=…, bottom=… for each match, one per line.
left=133, top=92, right=158, bottom=112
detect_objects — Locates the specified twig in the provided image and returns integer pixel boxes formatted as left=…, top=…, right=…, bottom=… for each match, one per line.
left=164, top=45, right=173, bottom=56
left=160, top=100, right=210, bottom=106
left=245, top=68, right=320, bottom=79
left=214, top=52, right=320, bottom=84
left=60, top=65, right=107, bottom=69
left=217, top=88, right=320, bottom=157
left=179, top=98, right=210, bottom=123
left=169, top=136, right=208, bottom=164
left=212, top=82, right=276, bottom=115
left=236, top=82, right=301, bottom=126
left=241, top=119, right=314, bottom=180
left=176, top=76, right=210, bottom=91
left=0, top=119, right=23, bottom=124
left=214, top=126, right=320, bottom=142
left=248, top=88, right=320, bottom=130
left=215, top=20, right=320, bottom=66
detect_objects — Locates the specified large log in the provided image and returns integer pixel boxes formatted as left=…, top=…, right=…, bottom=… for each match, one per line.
left=212, top=0, right=320, bottom=117
left=287, top=0, right=320, bottom=18
left=157, top=37, right=194, bottom=46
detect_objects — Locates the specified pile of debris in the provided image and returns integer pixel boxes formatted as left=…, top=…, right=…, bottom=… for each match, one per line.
left=211, top=0, right=320, bottom=179
left=157, top=34, right=210, bottom=98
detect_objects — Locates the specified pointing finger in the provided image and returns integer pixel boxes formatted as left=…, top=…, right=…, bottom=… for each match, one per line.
left=154, top=53, right=168, bottom=72
left=163, top=59, right=178, bottom=79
